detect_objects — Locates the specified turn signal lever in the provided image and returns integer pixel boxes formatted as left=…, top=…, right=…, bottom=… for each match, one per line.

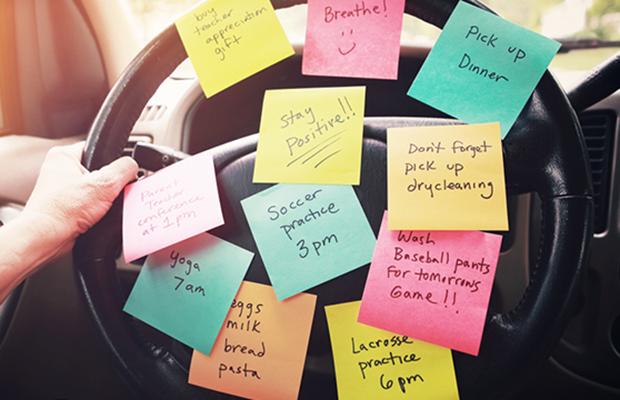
left=131, top=142, right=189, bottom=172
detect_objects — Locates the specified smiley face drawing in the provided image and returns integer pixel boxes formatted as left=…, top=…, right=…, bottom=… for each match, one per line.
left=337, top=29, right=356, bottom=56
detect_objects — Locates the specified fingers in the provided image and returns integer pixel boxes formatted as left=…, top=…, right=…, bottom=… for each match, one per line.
left=89, top=156, right=139, bottom=197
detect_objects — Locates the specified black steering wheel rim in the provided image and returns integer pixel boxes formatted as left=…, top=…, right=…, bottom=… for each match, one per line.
left=75, top=1, right=594, bottom=398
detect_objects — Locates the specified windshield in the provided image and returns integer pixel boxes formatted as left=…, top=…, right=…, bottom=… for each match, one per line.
left=125, top=0, right=620, bottom=73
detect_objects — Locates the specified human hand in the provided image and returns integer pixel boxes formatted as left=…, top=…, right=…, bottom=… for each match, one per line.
left=22, top=142, right=138, bottom=254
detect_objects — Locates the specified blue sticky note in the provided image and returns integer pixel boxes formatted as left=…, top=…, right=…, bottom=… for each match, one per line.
left=241, top=184, right=376, bottom=300
left=408, top=1, right=561, bottom=138
left=123, top=232, right=254, bottom=355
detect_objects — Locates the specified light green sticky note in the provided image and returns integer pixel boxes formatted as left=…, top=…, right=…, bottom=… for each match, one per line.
left=123, top=232, right=254, bottom=355
left=408, top=1, right=561, bottom=138
left=241, top=184, right=376, bottom=300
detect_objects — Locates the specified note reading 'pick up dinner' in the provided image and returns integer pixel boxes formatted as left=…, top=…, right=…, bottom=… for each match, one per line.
left=408, top=1, right=561, bottom=137
left=358, top=213, right=502, bottom=355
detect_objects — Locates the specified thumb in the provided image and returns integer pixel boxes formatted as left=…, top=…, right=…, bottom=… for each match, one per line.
left=89, top=156, right=139, bottom=197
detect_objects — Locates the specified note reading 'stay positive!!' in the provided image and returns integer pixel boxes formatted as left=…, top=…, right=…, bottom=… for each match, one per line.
left=358, top=213, right=502, bottom=355
left=175, top=0, right=294, bottom=97
left=303, top=0, right=406, bottom=79
left=241, top=184, right=376, bottom=300
left=253, top=86, right=366, bottom=185
left=408, top=1, right=561, bottom=137
left=388, top=123, right=508, bottom=231
left=122, top=150, right=223, bottom=263
left=326, top=301, right=460, bottom=400
left=189, top=281, right=316, bottom=400
left=123, top=233, right=253, bottom=355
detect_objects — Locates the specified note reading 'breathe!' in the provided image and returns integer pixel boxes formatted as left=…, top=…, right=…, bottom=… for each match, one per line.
left=358, top=213, right=502, bottom=355
left=408, top=1, right=561, bottom=137
left=123, top=232, right=253, bottom=355
left=176, top=0, right=294, bottom=97
left=326, top=301, right=460, bottom=400
left=387, top=123, right=508, bottom=231
left=189, top=281, right=316, bottom=400
left=241, top=184, right=376, bottom=300
left=122, top=150, right=224, bottom=263
left=253, top=86, right=366, bottom=185
left=303, top=0, right=406, bottom=79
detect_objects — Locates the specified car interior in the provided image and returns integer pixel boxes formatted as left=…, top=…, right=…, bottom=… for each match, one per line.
left=0, top=0, right=619, bottom=398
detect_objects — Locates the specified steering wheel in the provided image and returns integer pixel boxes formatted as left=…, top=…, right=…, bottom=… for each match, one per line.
left=74, top=0, right=593, bottom=398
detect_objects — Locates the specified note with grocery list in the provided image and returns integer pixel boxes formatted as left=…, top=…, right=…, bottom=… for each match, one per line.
left=189, top=281, right=316, bottom=400
left=303, top=0, right=406, bottom=79
left=176, top=0, right=294, bottom=97
left=358, top=213, right=502, bottom=355
left=326, top=301, right=460, bottom=400
left=408, top=1, right=561, bottom=137
left=253, top=86, right=366, bottom=185
left=122, top=150, right=224, bottom=263
left=123, top=232, right=253, bottom=355
left=241, top=184, right=376, bottom=300
left=387, top=123, right=508, bottom=231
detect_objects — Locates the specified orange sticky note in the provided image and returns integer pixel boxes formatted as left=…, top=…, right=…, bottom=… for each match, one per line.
left=188, top=281, right=316, bottom=400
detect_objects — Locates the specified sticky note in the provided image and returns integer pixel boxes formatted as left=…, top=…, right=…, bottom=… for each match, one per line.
left=122, top=150, right=224, bottom=263
left=253, top=86, right=366, bottom=185
left=175, top=0, right=294, bottom=97
left=358, top=213, right=502, bottom=355
left=241, top=184, right=376, bottom=300
left=326, top=301, right=460, bottom=400
left=387, top=123, right=508, bottom=231
left=303, top=0, right=406, bottom=79
left=189, top=281, right=316, bottom=400
left=123, top=232, right=253, bottom=355
left=408, top=1, right=561, bottom=137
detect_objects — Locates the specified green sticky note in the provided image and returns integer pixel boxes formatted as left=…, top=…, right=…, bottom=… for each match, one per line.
left=408, top=1, right=561, bottom=138
left=241, top=184, right=376, bottom=300
left=123, top=232, right=254, bottom=355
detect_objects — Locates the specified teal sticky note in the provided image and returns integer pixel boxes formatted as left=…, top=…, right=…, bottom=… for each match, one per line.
left=241, top=184, right=376, bottom=300
left=123, top=232, right=254, bottom=355
left=408, top=1, right=561, bottom=138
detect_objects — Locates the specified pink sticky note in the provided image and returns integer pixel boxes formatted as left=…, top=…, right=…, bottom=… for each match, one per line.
left=359, top=212, right=502, bottom=355
left=303, top=0, right=406, bottom=80
left=122, top=151, right=224, bottom=263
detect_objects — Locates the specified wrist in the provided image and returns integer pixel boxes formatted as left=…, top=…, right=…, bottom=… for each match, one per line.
left=9, top=211, right=75, bottom=267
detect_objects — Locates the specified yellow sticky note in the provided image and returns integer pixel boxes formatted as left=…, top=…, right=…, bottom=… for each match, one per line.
left=253, top=86, right=366, bottom=184
left=387, top=123, right=508, bottom=231
left=176, top=0, right=294, bottom=97
left=325, top=301, right=460, bottom=400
